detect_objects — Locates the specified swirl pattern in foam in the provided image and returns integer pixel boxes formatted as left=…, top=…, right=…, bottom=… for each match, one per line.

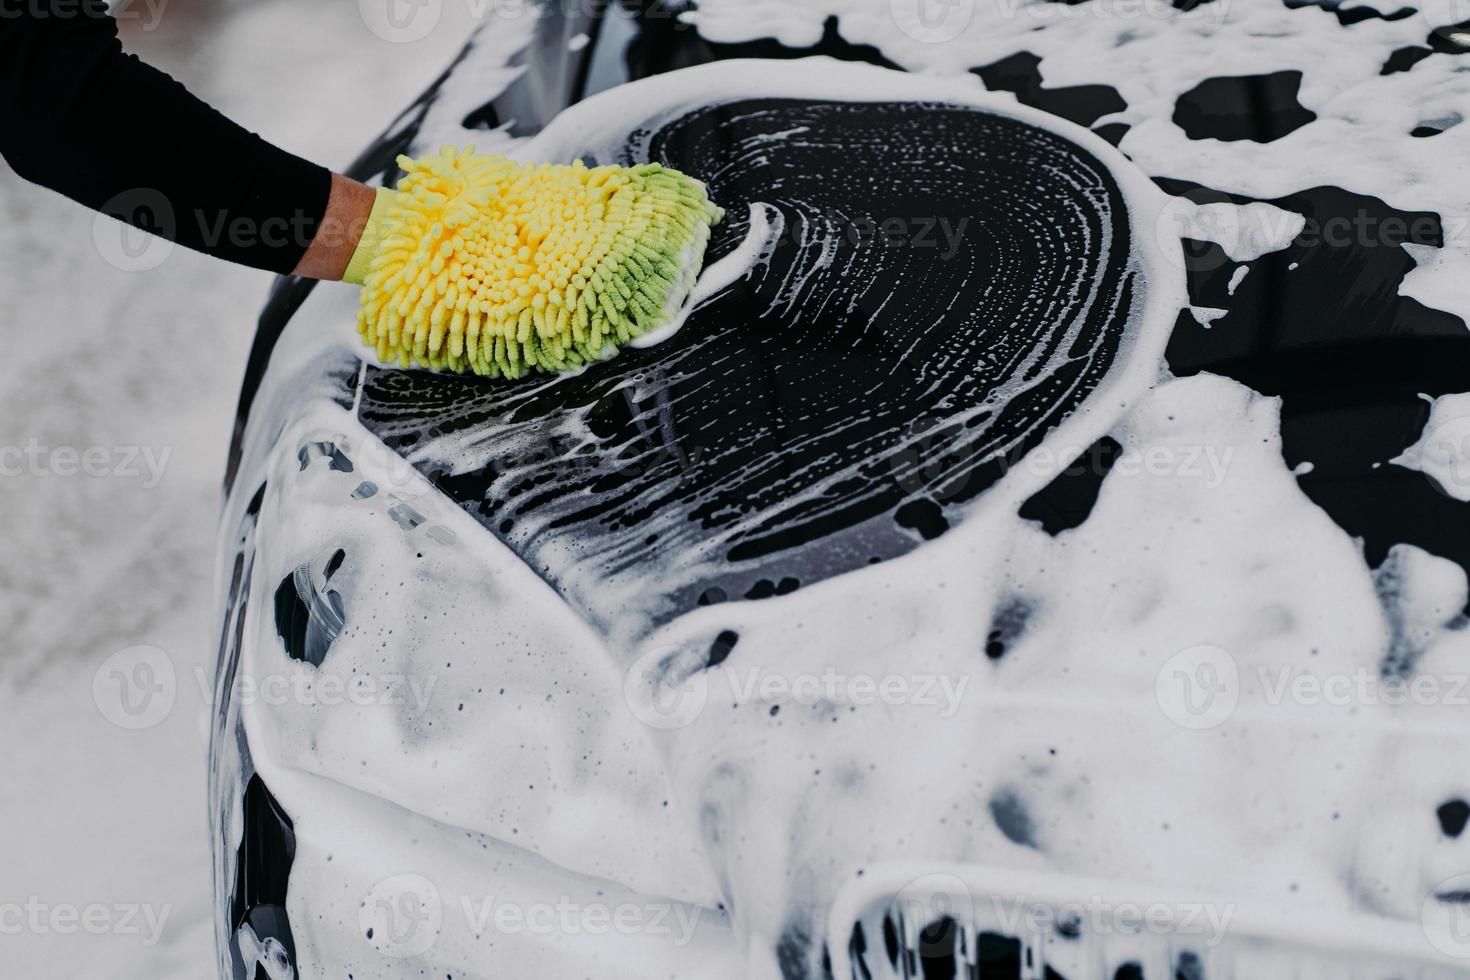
left=357, top=68, right=1179, bottom=638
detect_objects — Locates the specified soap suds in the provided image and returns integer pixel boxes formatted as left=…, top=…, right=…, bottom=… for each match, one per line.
left=630, top=202, right=779, bottom=349
left=1227, top=265, right=1249, bottom=295
left=1392, top=391, right=1470, bottom=501
left=689, top=0, right=1470, bottom=326
left=211, top=5, right=1470, bottom=978
left=1188, top=305, right=1229, bottom=328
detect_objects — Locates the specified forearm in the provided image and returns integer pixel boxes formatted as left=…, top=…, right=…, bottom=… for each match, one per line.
left=0, top=0, right=352, bottom=276
left=292, top=172, right=376, bottom=281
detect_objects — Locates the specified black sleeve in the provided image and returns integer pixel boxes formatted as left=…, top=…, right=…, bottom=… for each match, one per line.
left=0, top=0, right=332, bottom=275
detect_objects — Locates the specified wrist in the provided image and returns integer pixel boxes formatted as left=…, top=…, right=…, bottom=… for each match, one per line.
left=341, top=186, right=399, bottom=286
left=292, top=172, right=377, bottom=281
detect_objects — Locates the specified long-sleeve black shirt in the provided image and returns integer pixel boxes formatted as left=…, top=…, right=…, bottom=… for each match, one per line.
left=0, top=0, right=331, bottom=274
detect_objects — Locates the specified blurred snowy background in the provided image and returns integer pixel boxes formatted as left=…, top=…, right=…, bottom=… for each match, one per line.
left=0, top=2, right=477, bottom=975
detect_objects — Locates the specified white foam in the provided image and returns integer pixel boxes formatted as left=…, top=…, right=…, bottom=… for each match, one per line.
left=688, top=0, right=1470, bottom=326
left=1227, top=265, right=1249, bottom=295
left=216, top=16, right=1470, bottom=979
left=1393, top=391, right=1470, bottom=501
left=630, top=202, right=778, bottom=349
left=1189, top=304, right=1229, bottom=327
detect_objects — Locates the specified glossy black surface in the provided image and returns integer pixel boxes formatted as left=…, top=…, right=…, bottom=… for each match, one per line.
left=1171, top=70, right=1316, bottom=143
left=217, top=4, right=1470, bottom=978
left=229, top=1, right=1470, bottom=605
left=228, top=775, right=297, bottom=980
left=358, top=97, right=1138, bottom=628
left=973, top=52, right=1127, bottom=129
left=1160, top=177, right=1470, bottom=585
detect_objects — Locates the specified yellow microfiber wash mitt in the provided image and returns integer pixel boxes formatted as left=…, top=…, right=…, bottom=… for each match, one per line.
left=344, top=146, right=724, bottom=378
